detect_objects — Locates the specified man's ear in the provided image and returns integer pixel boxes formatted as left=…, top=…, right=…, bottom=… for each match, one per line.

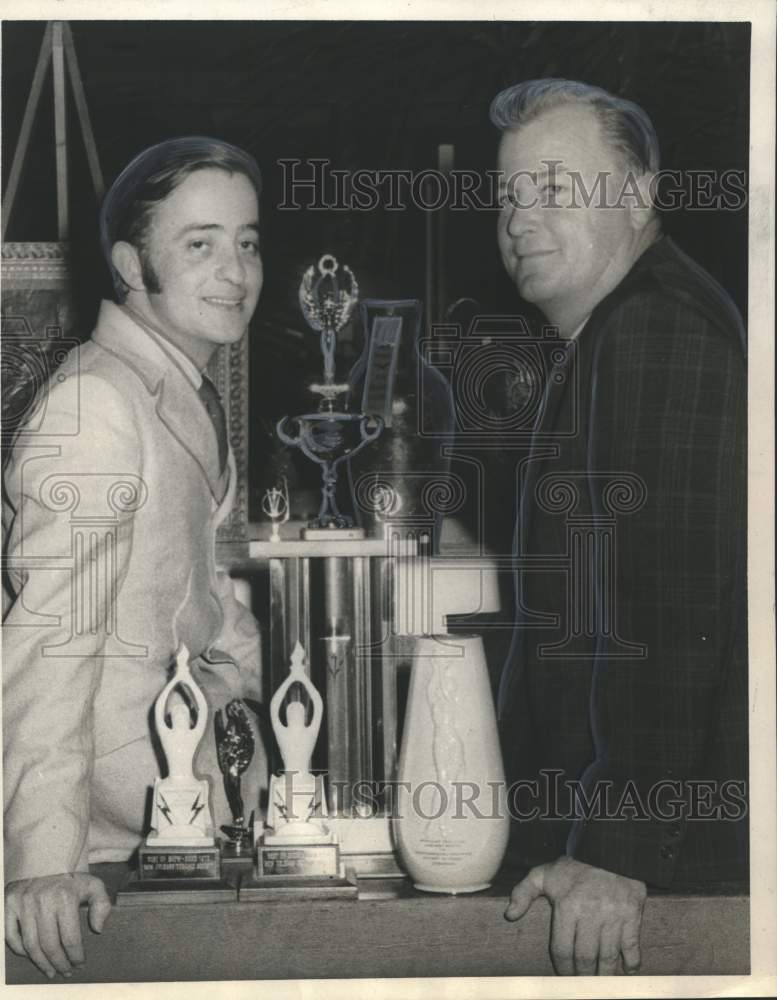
left=111, top=241, right=145, bottom=293
left=627, top=171, right=656, bottom=232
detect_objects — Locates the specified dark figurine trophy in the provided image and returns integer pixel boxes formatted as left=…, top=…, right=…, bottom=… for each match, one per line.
left=215, top=700, right=256, bottom=856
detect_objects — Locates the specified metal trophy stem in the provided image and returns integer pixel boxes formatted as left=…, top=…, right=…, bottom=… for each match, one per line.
left=277, top=254, right=383, bottom=530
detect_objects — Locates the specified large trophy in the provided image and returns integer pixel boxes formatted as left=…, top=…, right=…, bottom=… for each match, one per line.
left=246, top=253, right=506, bottom=892
left=277, top=254, right=382, bottom=533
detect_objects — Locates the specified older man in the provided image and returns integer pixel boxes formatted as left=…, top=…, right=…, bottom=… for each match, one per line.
left=492, top=80, right=747, bottom=975
left=3, top=137, right=266, bottom=976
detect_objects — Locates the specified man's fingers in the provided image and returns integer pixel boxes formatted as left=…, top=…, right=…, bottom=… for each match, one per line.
left=5, top=875, right=109, bottom=977
left=56, top=897, right=85, bottom=966
left=36, top=904, right=74, bottom=976
left=597, top=922, right=621, bottom=976
left=549, top=906, right=576, bottom=976
left=84, top=878, right=111, bottom=934
left=505, top=865, right=546, bottom=921
left=18, top=902, right=55, bottom=979
left=621, top=914, right=642, bottom=974
left=4, top=907, right=26, bottom=957
left=573, top=917, right=600, bottom=976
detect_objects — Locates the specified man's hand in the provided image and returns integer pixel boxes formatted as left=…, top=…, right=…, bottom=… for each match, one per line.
left=5, top=873, right=111, bottom=978
left=505, top=856, right=646, bottom=976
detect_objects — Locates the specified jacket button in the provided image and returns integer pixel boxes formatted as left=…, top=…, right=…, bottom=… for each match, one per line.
left=660, top=845, right=675, bottom=860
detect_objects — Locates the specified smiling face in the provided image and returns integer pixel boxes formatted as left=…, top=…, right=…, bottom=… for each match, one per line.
left=121, top=167, right=263, bottom=368
left=497, top=104, right=651, bottom=334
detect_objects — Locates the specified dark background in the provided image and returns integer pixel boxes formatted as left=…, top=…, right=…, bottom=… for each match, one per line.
left=2, top=20, right=751, bottom=524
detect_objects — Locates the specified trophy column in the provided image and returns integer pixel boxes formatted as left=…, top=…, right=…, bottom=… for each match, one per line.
left=323, top=553, right=373, bottom=813
left=268, top=553, right=311, bottom=691
left=252, top=536, right=412, bottom=817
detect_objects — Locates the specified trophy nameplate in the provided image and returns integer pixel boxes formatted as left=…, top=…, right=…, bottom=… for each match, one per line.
left=260, top=844, right=340, bottom=877
left=138, top=846, right=222, bottom=881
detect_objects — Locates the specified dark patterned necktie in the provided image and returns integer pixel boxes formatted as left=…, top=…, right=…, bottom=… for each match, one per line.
left=198, top=374, right=228, bottom=474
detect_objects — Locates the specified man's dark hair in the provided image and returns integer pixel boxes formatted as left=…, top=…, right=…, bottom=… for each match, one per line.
left=490, top=78, right=660, bottom=176
left=100, top=136, right=263, bottom=302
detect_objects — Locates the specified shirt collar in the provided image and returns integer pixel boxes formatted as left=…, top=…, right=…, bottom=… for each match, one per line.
left=568, top=316, right=590, bottom=341
left=120, top=304, right=203, bottom=389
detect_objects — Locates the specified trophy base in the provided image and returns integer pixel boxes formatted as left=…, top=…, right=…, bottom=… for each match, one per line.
left=342, top=851, right=405, bottom=879
left=327, top=815, right=405, bottom=879
left=302, top=526, right=365, bottom=541
left=138, top=841, right=222, bottom=880
left=116, top=872, right=235, bottom=906
left=220, top=837, right=258, bottom=879
left=239, top=874, right=357, bottom=902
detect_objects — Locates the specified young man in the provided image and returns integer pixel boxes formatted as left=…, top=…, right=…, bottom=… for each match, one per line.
left=492, top=80, right=747, bottom=975
left=3, top=137, right=265, bottom=977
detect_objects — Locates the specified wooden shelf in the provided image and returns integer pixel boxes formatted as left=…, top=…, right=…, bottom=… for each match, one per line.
left=4, top=863, right=749, bottom=983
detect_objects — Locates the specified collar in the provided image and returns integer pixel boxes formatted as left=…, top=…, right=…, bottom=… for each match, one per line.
left=120, top=303, right=203, bottom=389
left=91, top=300, right=229, bottom=503
left=568, top=316, right=590, bottom=341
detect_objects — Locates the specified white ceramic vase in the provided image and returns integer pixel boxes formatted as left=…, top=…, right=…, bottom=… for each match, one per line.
left=392, top=634, right=509, bottom=893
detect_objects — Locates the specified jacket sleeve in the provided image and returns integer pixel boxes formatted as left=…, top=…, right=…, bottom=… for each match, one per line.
left=2, top=374, right=142, bottom=883
left=565, top=292, right=747, bottom=887
left=207, top=566, right=263, bottom=704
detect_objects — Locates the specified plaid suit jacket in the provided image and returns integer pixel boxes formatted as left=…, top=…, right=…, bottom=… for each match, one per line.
left=498, top=236, right=747, bottom=887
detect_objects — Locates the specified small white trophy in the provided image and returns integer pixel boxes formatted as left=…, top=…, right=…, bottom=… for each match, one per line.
left=147, top=643, right=214, bottom=846
left=251, top=642, right=352, bottom=891
left=261, top=477, right=290, bottom=543
left=137, top=644, right=222, bottom=884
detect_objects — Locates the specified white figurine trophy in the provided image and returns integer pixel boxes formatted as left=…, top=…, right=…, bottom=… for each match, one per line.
left=256, top=641, right=348, bottom=883
left=138, top=643, right=221, bottom=882
left=261, top=477, right=290, bottom=543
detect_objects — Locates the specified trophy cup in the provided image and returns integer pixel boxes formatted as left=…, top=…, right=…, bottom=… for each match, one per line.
left=242, top=642, right=357, bottom=900
left=119, top=644, right=232, bottom=904
left=276, top=254, right=383, bottom=533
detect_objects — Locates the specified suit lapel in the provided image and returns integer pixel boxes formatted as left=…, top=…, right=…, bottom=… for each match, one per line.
left=92, top=302, right=230, bottom=503
left=153, top=377, right=229, bottom=503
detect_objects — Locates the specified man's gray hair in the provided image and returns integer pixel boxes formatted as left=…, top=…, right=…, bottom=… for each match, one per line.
left=490, top=78, right=660, bottom=175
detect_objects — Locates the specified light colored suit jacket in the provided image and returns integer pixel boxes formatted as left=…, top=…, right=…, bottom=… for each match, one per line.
left=3, top=301, right=264, bottom=883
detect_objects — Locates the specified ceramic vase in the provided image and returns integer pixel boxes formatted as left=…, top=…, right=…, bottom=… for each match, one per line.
left=392, top=633, right=509, bottom=893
